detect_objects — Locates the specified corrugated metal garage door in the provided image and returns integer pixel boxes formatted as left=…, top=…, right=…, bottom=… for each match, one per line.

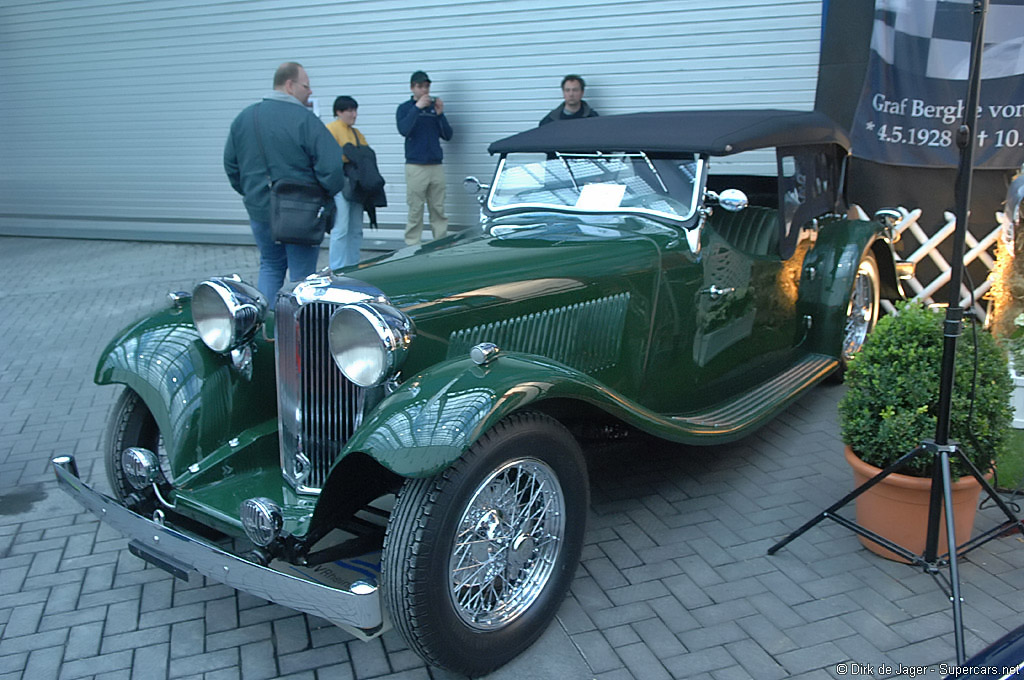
left=0, top=0, right=823, bottom=245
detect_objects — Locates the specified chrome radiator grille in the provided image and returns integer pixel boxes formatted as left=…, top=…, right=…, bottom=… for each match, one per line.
left=276, top=299, right=365, bottom=493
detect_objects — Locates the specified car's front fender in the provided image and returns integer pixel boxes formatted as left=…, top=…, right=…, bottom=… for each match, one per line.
left=344, top=352, right=607, bottom=478
left=94, top=302, right=278, bottom=478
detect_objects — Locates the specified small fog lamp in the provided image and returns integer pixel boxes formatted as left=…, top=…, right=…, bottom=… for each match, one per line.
left=240, top=497, right=284, bottom=547
left=121, top=447, right=161, bottom=490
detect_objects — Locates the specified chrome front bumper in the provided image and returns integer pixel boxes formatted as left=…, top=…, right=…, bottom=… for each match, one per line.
left=52, top=455, right=383, bottom=637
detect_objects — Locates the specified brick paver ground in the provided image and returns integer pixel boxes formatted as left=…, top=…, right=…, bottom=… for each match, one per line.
left=1, top=235, right=1023, bottom=679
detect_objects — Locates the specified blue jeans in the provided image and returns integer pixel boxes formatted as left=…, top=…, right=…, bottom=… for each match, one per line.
left=329, top=193, right=364, bottom=270
left=249, top=219, right=320, bottom=309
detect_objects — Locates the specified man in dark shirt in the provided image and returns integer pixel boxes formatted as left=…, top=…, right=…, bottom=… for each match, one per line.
left=539, top=75, right=599, bottom=126
left=224, top=62, right=345, bottom=306
left=396, top=70, right=454, bottom=246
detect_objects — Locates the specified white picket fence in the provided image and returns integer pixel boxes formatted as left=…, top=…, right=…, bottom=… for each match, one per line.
left=881, top=207, right=1011, bottom=322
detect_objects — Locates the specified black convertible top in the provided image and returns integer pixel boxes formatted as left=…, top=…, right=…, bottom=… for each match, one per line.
left=488, top=109, right=850, bottom=156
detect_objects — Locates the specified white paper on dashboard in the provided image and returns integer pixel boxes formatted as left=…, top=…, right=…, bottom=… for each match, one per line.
left=575, top=183, right=626, bottom=210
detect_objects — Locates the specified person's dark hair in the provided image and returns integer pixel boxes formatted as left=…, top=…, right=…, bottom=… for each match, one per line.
left=273, top=62, right=303, bottom=89
left=561, top=74, right=585, bottom=91
left=333, top=96, right=358, bottom=115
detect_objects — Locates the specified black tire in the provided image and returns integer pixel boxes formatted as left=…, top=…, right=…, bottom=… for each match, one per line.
left=381, top=411, right=589, bottom=676
left=104, top=388, right=161, bottom=504
left=833, top=251, right=880, bottom=381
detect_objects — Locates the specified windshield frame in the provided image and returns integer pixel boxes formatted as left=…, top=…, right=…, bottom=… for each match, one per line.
left=484, top=152, right=706, bottom=227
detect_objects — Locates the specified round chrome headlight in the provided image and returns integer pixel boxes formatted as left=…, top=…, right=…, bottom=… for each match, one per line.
left=192, top=277, right=267, bottom=353
left=328, top=302, right=414, bottom=387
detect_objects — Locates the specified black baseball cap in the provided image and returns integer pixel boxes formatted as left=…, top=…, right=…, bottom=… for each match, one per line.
left=410, top=70, right=431, bottom=84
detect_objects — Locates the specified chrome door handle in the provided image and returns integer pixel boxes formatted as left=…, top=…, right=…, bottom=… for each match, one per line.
left=700, top=285, right=735, bottom=300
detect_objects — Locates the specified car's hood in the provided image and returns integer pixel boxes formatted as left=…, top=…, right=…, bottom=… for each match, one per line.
left=348, top=222, right=670, bottom=322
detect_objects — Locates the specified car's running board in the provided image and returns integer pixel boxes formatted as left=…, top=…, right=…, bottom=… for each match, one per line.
left=669, top=354, right=838, bottom=439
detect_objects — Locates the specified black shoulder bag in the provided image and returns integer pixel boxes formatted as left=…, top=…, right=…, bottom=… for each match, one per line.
left=254, top=103, right=334, bottom=246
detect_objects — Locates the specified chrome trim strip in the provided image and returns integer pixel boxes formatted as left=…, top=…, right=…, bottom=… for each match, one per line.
left=52, top=455, right=382, bottom=633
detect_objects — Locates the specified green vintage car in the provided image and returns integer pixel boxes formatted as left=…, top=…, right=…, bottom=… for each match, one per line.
left=54, top=109, right=907, bottom=675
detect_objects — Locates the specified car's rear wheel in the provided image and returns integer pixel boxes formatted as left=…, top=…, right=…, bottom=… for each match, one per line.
left=838, top=251, right=881, bottom=375
left=105, top=388, right=161, bottom=505
left=381, top=411, right=588, bottom=676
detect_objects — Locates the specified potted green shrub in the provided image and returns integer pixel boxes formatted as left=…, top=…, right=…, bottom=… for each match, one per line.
left=838, top=300, right=1013, bottom=561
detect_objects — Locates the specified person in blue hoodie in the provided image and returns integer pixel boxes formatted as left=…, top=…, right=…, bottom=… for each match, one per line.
left=396, top=70, right=453, bottom=246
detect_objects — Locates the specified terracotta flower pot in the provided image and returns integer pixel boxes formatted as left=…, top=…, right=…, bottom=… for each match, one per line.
left=844, top=446, right=985, bottom=563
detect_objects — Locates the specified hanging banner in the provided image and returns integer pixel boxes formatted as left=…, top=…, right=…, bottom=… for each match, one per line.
left=850, top=0, right=1024, bottom=169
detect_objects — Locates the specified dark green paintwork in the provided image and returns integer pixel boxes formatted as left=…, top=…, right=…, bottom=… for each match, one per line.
left=350, top=219, right=668, bottom=401
left=95, top=302, right=278, bottom=528
left=95, top=197, right=892, bottom=539
left=797, top=216, right=888, bottom=357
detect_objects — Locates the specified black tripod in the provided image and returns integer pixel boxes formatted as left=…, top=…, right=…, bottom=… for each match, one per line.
left=769, top=441, right=1023, bottom=664
left=769, top=0, right=1024, bottom=665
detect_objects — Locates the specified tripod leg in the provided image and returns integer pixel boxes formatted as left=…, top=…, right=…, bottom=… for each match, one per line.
left=940, top=451, right=967, bottom=665
left=924, top=449, right=945, bottom=563
left=768, top=445, right=929, bottom=555
left=953, top=448, right=1024, bottom=535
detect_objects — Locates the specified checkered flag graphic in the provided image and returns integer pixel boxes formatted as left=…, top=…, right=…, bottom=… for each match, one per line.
left=871, top=0, right=1024, bottom=80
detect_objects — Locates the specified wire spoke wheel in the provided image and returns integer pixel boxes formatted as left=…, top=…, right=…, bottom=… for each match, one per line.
left=105, top=388, right=162, bottom=506
left=381, top=411, right=588, bottom=676
left=449, top=457, right=564, bottom=629
left=841, top=253, right=880, bottom=362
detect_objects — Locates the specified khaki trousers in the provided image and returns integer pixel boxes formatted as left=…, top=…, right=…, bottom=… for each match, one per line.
left=404, top=163, right=448, bottom=245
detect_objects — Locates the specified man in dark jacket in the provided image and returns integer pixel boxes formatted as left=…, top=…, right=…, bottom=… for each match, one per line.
left=396, top=70, right=454, bottom=246
left=224, top=62, right=346, bottom=307
left=539, top=75, right=599, bottom=126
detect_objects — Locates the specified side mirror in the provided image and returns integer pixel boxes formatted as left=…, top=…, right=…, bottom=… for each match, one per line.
left=463, top=176, right=490, bottom=206
left=705, top=188, right=748, bottom=212
left=874, top=208, right=902, bottom=229
left=718, top=188, right=748, bottom=212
